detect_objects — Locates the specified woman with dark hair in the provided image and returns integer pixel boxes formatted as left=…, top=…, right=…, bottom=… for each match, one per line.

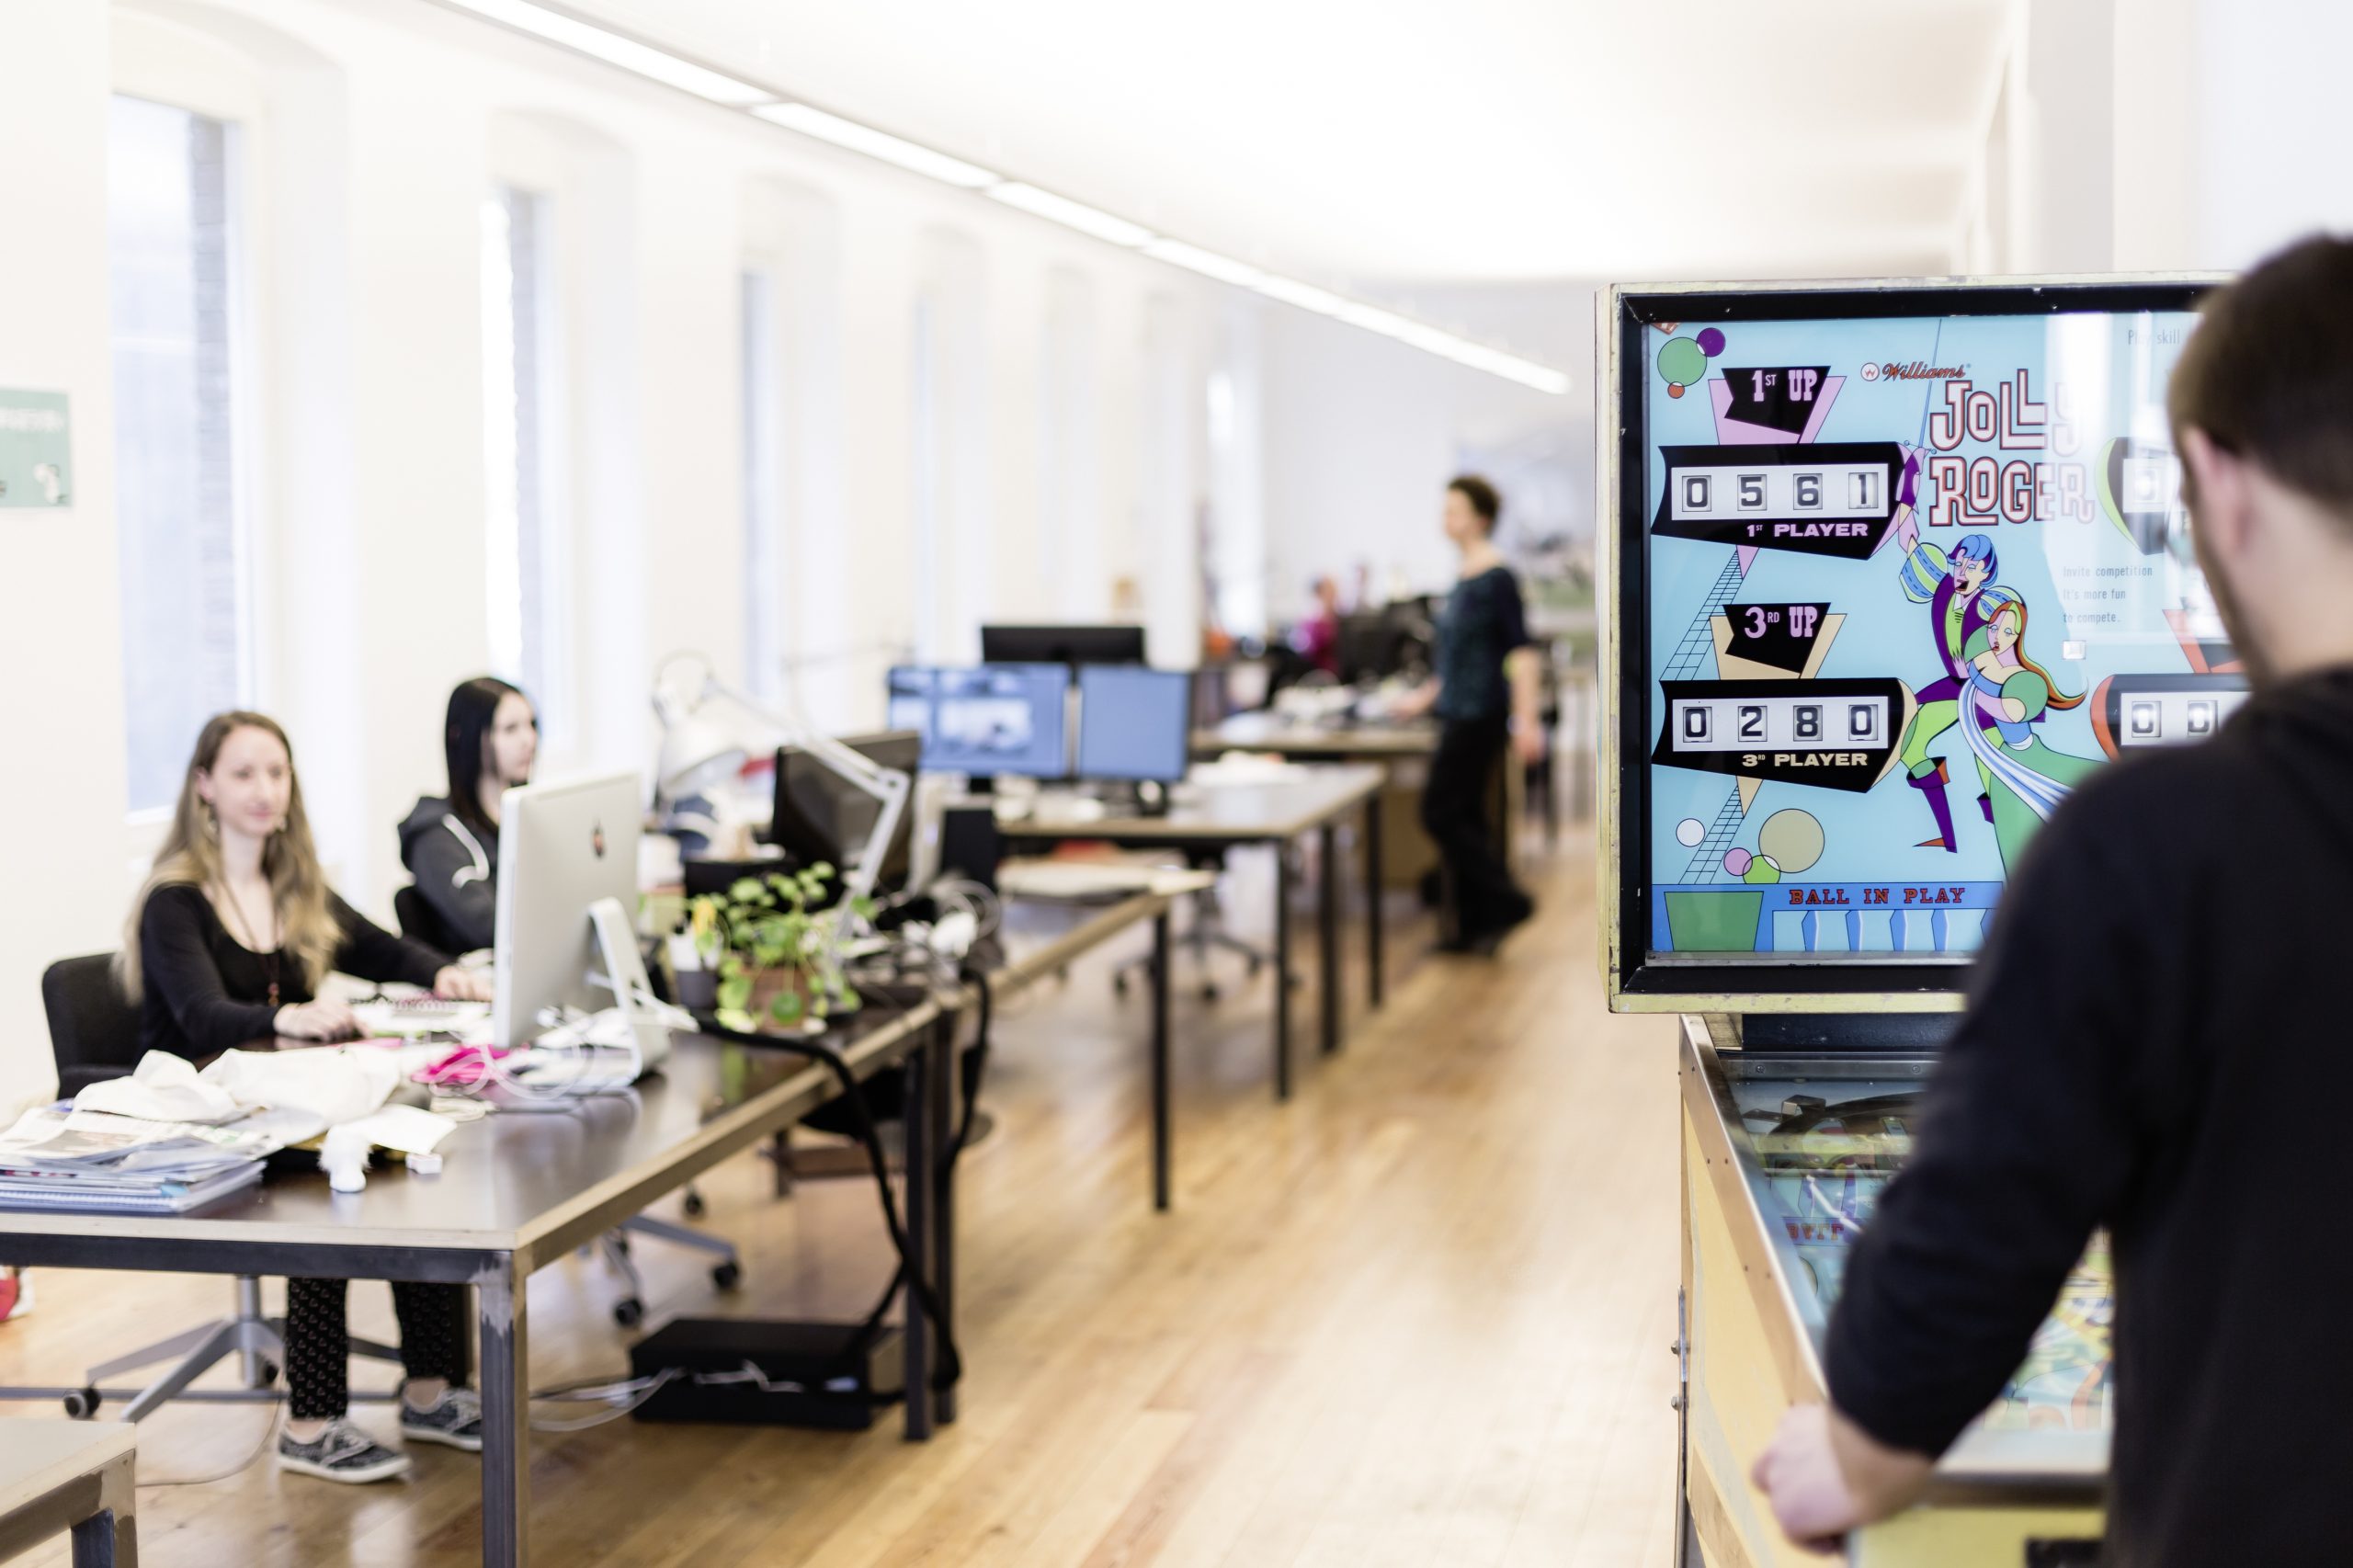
left=125, top=711, right=490, bottom=1482
left=397, top=677, right=538, bottom=953
left=1394, top=475, right=1546, bottom=953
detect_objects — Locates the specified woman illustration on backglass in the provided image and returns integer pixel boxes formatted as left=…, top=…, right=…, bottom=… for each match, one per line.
left=1958, top=586, right=2100, bottom=870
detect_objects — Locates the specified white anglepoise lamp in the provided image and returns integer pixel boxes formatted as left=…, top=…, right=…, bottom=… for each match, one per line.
left=652, top=653, right=913, bottom=938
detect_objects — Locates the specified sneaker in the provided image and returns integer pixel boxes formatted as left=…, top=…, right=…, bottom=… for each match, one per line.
left=401, top=1387, right=483, bottom=1452
left=277, top=1420, right=411, bottom=1483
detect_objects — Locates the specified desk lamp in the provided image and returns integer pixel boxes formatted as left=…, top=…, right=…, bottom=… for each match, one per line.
left=651, top=652, right=912, bottom=940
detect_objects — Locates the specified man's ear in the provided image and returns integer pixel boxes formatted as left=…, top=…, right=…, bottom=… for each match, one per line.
left=2180, top=427, right=2252, bottom=559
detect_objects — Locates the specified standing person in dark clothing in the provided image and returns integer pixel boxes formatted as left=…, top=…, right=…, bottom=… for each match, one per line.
left=120, top=711, right=492, bottom=1483
left=1754, top=238, right=2353, bottom=1565
left=1394, top=475, right=1545, bottom=953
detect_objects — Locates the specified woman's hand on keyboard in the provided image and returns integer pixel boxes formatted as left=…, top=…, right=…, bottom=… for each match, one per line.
left=434, top=966, right=495, bottom=1004
left=275, top=999, right=362, bottom=1041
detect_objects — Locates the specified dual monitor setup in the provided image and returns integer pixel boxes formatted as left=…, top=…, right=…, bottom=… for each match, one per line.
left=885, top=622, right=1193, bottom=795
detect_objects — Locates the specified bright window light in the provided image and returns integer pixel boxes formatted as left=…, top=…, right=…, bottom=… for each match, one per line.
left=440, top=0, right=774, bottom=106
left=1139, top=239, right=1265, bottom=289
left=988, top=183, right=1153, bottom=247
left=754, top=103, right=1000, bottom=188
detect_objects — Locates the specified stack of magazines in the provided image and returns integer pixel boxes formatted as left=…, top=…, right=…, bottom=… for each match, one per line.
left=0, top=1108, right=285, bottom=1214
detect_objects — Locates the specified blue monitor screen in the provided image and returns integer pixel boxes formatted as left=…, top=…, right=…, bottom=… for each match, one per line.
left=885, top=665, right=1069, bottom=778
left=1075, top=665, right=1192, bottom=783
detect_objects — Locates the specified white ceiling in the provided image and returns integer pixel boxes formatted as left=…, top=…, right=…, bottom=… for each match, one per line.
left=549, top=0, right=2010, bottom=289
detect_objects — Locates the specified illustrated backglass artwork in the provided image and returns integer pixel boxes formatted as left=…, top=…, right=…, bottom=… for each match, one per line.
left=1612, top=281, right=2243, bottom=1000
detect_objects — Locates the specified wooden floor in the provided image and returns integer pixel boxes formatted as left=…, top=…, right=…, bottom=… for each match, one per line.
left=0, top=826, right=1680, bottom=1567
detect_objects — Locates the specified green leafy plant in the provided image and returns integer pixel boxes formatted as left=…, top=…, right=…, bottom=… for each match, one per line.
left=687, top=867, right=871, bottom=1035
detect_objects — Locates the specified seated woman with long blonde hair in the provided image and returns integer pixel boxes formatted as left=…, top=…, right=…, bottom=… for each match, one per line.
left=119, top=711, right=493, bottom=1483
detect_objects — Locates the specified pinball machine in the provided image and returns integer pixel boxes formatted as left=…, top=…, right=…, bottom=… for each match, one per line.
left=1598, top=276, right=2235, bottom=1567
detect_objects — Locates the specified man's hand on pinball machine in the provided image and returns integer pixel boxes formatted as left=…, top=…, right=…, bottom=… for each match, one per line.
left=1753, top=1403, right=1936, bottom=1554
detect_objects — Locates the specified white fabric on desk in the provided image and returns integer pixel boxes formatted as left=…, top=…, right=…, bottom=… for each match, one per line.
left=201, top=1046, right=402, bottom=1129
left=73, top=1051, right=244, bottom=1125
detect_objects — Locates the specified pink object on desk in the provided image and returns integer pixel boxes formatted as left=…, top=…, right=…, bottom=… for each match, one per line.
left=413, top=1043, right=513, bottom=1088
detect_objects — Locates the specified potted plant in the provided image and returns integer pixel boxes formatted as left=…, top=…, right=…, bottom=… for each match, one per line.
left=687, top=867, right=870, bottom=1035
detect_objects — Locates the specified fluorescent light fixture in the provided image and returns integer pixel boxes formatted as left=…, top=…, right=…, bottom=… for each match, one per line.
left=988, top=183, right=1154, bottom=247
left=432, top=0, right=1571, bottom=395
left=1139, top=239, right=1266, bottom=289
left=753, top=103, right=1000, bottom=188
left=441, top=0, right=773, bottom=105
left=1251, top=276, right=1348, bottom=316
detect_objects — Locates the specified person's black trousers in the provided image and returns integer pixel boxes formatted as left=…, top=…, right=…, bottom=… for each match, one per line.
left=1421, top=715, right=1530, bottom=941
left=284, top=1278, right=470, bottom=1420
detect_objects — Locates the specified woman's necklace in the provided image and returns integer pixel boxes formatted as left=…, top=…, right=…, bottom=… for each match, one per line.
left=214, top=879, right=284, bottom=1009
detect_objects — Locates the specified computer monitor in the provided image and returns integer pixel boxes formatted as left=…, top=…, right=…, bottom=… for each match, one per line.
left=885, top=664, right=1070, bottom=778
left=770, top=730, right=920, bottom=894
left=979, top=623, right=1147, bottom=666
left=1336, top=614, right=1409, bottom=684
left=1075, top=665, right=1193, bottom=783
left=493, top=771, right=643, bottom=1050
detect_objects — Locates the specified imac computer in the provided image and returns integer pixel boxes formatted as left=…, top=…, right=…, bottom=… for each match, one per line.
left=770, top=730, right=922, bottom=900
left=1074, top=665, right=1192, bottom=790
left=979, top=623, right=1146, bottom=667
left=493, top=770, right=661, bottom=1062
left=886, top=664, right=1071, bottom=778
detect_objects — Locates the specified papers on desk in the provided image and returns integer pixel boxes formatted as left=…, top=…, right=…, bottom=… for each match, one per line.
left=998, top=858, right=1216, bottom=903
left=0, top=1107, right=283, bottom=1213
left=1192, top=753, right=1317, bottom=784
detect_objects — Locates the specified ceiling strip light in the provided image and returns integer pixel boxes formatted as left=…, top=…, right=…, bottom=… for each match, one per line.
left=440, top=0, right=774, bottom=106
left=428, top=0, right=1570, bottom=394
left=753, top=103, right=1000, bottom=188
left=987, top=184, right=1154, bottom=248
left=1138, top=239, right=1267, bottom=290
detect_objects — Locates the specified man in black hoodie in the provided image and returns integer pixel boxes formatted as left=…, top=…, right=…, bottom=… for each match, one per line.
left=1755, top=236, right=2353, bottom=1565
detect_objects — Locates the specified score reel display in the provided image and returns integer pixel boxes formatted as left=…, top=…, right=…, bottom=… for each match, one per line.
left=1652, top=441, right=1907, bottom=559
left=1653, top=678, right=1915, bottom=791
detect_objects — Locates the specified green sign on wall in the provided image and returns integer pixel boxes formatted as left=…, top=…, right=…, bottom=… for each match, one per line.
left=0, top=391, right=71, bottom=507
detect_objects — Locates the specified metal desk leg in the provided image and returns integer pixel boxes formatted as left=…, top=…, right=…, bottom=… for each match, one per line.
left=1318, top=822, right=1341, bottom=1056
left=1151, top=910, right=1172, bottom=1210
left=930, top=1016, right=959, bottom=1426
left=1364, top=791, right=1385, bottom=1008
left=1273, top=841, right=1294, bottom=1100
left=68, top=1448, right=135, bottom=1568
left=902, top=1038, right=935, bottom=1441
left=475, top=1258, right=528, bottom=1568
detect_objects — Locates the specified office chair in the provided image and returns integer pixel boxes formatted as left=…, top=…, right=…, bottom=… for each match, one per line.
left=15, top=954, right=403, bottom=1422
left=1113, top=847, right=1291, bottom=1004
left=391, top=891, right=743, bottom=1326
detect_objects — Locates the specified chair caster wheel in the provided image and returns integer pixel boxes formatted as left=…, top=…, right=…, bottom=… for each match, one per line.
left=683, top=1191, right=706, bottom=1218
left=1112, top=973, right=1130, bottom=997
left=63, top=1387, right=100, bottom=1419
left=1201, top=983, right=1220, bottom=1003
left=613, top=1298, right=644, bottom=1329
left=711, top=1261, right=743, bottom=1290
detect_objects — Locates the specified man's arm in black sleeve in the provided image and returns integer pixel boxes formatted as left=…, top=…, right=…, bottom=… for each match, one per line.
left=328, top=892, right=449, bottom=990
left=407, top=821, right=496, bottom=951
left=141, top=886, right=280, bottom=1058
left=1825, top=794, right=2158, bottom=1456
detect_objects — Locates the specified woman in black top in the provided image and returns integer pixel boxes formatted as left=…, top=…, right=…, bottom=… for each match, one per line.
left=396, top=677, right=539, bottom=954
left=119, top=712, right=492, bottom=1483
left=1394, top=476, right=1546, bottom=952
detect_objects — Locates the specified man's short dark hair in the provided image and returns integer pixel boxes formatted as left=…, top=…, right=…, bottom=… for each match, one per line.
left=1449, top=474, right=1501, bottom=529
left=2170, top=234, right=2353, bottom=525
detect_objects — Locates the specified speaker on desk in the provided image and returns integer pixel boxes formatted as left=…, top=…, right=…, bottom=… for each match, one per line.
left=938, top=804, right=1001, bottom=892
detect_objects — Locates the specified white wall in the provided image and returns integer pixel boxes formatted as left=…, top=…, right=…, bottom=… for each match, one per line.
left=2, top=0, right=1228, bottom=1101
left=1259, top=299, right=1577, bottom=622
left=0, top=5, right=122, bottom=1107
